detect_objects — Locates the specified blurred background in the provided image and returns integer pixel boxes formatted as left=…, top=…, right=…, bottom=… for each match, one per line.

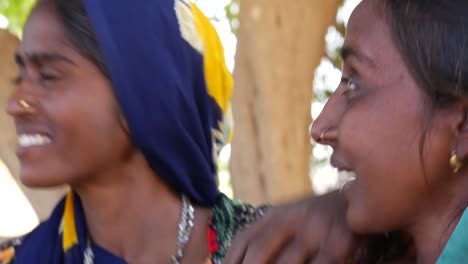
left=0, top=0, right=360, bottom=239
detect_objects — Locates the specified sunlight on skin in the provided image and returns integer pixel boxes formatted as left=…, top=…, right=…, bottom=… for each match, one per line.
left=0, top=160, right=38, bottom=238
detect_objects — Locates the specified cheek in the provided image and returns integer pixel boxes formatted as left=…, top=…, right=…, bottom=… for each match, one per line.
left=420, top=121, right=452, bottom=186
left=25, top=82, right=131, bottom=186
left=339, top=91, right=429, bottom=232
left=61, top=84, right=130, bottom=169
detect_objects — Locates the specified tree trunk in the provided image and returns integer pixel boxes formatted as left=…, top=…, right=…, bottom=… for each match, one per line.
left=230, top=0, right=340, bottom=204
left=0, top=29, right=66, bottom=223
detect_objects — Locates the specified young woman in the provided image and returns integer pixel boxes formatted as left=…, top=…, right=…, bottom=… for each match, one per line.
left=226, top=0, right=468, bottom=263
left=0, top=0, right=267, bottom=263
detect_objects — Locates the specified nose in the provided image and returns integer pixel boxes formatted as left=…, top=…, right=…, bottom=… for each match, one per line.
left=310, top=124, right=338, bottom=144
left=310, top=87, right=346, bottom=145
left=6, top=83, right=39, bottom=118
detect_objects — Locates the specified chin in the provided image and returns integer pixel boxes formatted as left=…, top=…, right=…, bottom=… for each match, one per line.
left=346, top=203, right=388, bottom=234
left=19, top=167, right=68, bottom=188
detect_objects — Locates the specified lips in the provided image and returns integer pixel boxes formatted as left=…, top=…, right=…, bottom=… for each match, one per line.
left=331, top=155, right=357, bottom=181
left=15, top=123, right=54, bottom=151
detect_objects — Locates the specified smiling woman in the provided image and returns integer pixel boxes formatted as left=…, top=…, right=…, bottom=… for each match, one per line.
left=309, top=0, right=468, bottom=262
left=0, top=0, right=268, bottom=263
left=224, top=0, right=468, bottom=263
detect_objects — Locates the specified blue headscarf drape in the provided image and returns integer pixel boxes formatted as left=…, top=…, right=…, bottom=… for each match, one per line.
left=83, top=0, right=234, bottom=206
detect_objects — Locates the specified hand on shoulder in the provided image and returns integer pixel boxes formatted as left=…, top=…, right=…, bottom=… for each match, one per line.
left=225, top=191, right=355, bottom=264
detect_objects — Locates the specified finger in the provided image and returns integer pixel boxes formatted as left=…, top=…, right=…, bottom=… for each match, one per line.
left=225, top=210, right=280, bottom=264
left=225, top=206, right=299, bottom=264
left=224, top=224, right=258, bottom=264
left=240, top=219, right=296, bottom=264
left=320, top=219, right=354, bottom=261
left=239, top=202, right=330, bottom=264
left=273, top=237, right=317, bottom=264
left=312, top=251, right=336, bottom=264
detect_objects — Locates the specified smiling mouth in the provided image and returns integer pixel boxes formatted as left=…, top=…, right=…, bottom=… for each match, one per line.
left=18, top=134, right=52, bottom=148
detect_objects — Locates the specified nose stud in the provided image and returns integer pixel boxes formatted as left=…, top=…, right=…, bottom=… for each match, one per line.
left=19, top=99, right=31, bottom=109
left=318, top=128, right=329, bottom=142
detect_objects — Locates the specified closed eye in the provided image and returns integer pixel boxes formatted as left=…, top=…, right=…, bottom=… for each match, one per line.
left=12, top=75, right=22, bottom=85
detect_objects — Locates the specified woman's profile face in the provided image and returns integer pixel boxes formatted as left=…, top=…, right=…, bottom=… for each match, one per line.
left=6, top=2, right=131, bottom=188
left=311, top=0, right=453, bottom=233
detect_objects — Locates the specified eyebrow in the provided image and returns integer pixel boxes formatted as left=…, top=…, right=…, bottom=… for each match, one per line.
left=14, top=52, right=77, bottom=67
left=340, top=46, right=376, bottom=67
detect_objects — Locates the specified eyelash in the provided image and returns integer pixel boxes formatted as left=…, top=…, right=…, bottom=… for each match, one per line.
left=39, top=73, right=59, bottom=82
left=12, top=72, right=60, bottom=86
left=341, top=76, right=358, bottom=94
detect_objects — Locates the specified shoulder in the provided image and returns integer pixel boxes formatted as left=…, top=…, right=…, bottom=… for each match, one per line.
left=209, top=194, right=270, bottom=262
left=0, top=198, right=66, bottom=264
left=0, top=218, right=61, bottom=264
left=212, top=194, right=269, bottom=230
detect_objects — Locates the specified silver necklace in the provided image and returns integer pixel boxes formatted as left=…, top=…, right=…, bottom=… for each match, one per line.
left=83, top=195, right=195, bottom=264
left=172, top=195, right=195, bottom=264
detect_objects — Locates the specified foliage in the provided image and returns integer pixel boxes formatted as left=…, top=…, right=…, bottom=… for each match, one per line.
left=0, top=0, right=35, bottom=36
left=224, top=0, right=240, bottom=33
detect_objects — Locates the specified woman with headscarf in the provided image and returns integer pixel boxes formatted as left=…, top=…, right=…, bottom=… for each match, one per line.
left=0, top=0, right=267, bottom=263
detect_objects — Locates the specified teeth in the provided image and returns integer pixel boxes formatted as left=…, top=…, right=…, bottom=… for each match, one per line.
left=18, top=134, right=52, bottom=148
left=338, top=170, right=357, bottom=181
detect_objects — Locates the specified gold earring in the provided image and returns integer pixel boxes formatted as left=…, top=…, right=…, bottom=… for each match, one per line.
left=19, top=99, right=31, bottom=109
left=450, top=151, right=463, bottom=174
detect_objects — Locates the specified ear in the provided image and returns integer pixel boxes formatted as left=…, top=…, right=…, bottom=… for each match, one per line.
left=450, top=101, right=468, bottom=163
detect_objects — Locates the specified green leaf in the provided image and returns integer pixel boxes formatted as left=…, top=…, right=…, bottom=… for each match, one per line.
left=0, top=0, right=36, bottom=36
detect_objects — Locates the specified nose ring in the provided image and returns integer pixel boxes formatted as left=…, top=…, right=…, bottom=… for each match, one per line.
left=319, top=128, right=329, bottom=142
left=19, top=99, right=31, bottom=109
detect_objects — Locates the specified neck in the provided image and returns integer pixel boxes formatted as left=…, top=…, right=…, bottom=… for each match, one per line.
left=73, top=151, right=211, bottom=263
left=406, top=174, right=468, bottom=264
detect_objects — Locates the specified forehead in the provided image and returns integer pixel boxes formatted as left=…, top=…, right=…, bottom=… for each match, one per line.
left=344, top=0, right=399, bottom=69
left=20, top=3, right=72, bottom=57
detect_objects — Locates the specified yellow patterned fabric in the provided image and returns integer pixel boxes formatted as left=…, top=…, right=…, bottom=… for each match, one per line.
left=61, top=191, right=77, bottom=252
left=0, top=247, right=14, bottom=264
left=175, top=0, right=234, bottom=149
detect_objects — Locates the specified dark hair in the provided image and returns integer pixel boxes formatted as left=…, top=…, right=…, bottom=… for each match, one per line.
left=54, top=0, right=108, bottom=78
left=385, top=0, right=468, bottom=180
left=383, top=0, right=468, bottom=249
left=385, top=0, right=468, bottom=106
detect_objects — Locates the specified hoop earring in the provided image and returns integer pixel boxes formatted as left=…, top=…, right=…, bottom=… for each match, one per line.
left=450, top=151, right=464, bottom=174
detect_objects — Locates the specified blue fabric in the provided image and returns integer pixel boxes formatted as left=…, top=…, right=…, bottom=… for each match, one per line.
left=83, top=0, right=220, bottom=206
left=92, top=244, right=126, bottom=264
left=12, top=198, right=65, bottom=264
left=437, top=207, right=468, bottom=263
left=14, top=193, right=128, bottom=264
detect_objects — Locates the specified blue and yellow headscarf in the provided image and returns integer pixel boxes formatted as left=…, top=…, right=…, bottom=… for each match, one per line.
left=84, top=0, right=233, bottom=206
left=7, top=0, right=233, bottom=263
